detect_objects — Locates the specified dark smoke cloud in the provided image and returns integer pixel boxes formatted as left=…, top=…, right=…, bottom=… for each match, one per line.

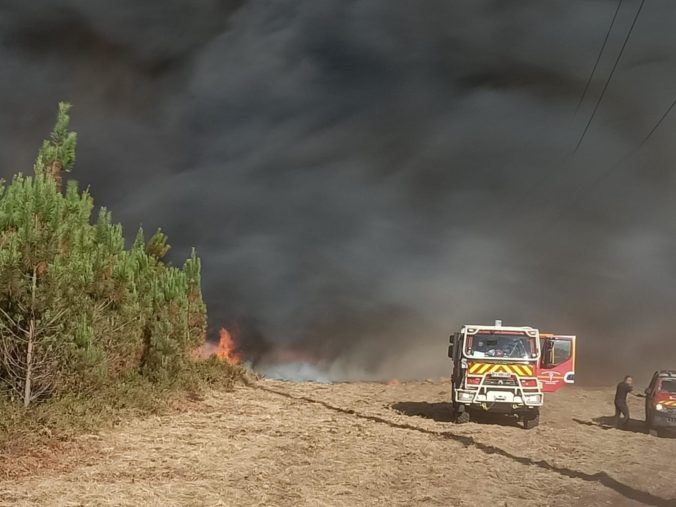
left=2, top=0, right=676, bottom=383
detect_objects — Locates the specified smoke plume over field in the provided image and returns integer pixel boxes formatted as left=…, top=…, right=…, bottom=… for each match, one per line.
left=1, top=0, right=676, bottom=383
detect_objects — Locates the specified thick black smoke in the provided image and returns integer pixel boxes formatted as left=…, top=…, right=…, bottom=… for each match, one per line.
left=2, top=0, right=676, bottom=383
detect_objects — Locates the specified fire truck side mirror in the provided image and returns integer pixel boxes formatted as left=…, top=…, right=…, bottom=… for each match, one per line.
left=448, top=344, right=454, bottom=358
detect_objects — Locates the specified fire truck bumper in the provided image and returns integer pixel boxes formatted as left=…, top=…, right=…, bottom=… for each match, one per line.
left=455, top=390, right=543, bottom=407
left=652, top=410, right=676, bottom=428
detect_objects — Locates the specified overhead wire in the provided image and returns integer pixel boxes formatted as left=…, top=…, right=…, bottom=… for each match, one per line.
left=505, top=0, right=657, bottom=242
left=573, top=0, right=647, bottom=152
left=576, top=0, right=625, bottom=113
left=528, top=94, right=676, bottom=245
left=476, top=0, right=636, bottom=234
left=466, top=0, right=654, bottom=244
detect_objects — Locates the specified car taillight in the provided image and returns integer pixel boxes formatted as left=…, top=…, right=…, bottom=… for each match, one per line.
left=467, top=376, right=481, bottom=385
left=521, top=378, right=537, bottom=387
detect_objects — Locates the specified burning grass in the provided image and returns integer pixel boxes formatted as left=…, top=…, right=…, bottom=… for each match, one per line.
left=193, top=327, right=242, bottom=364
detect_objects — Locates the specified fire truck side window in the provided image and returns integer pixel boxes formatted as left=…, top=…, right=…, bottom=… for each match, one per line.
left=551, top=340, right=572, bottom=366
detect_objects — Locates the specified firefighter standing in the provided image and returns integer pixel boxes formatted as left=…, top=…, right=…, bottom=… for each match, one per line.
left=614, top=375, right=635, bottom=428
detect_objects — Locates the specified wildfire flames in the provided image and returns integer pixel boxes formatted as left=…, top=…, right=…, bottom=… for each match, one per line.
left=193, top=328, right=242, bottom=364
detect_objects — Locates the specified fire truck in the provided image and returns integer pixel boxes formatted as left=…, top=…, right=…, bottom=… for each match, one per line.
left=448, top=321, right=576, bottom=429
left=644, top=370, right=676, bottom=437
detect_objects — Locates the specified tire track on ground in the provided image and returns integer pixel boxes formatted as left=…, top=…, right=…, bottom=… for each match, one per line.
left=254, top=382, right=675, bottom=507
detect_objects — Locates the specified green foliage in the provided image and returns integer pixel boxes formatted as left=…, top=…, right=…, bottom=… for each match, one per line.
left=0, top=104, right=210, bottom=407
left=34, top=102, right=77, bottom=176
left=146, top=229, right=171, bottom=260
left=33, top=102, right=77, bottom=194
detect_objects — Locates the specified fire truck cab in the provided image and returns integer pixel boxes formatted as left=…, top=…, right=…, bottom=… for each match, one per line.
left=448, top=321, right=543, bottom=429
left=644, top=370, right=676, bottom=437
left=448, top=321, right=576, bottom=429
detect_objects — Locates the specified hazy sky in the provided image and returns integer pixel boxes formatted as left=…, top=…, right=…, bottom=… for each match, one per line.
left=1, top=0, right=676, bottom=382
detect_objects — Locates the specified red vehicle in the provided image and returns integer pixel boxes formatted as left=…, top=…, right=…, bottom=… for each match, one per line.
left=644, top=370, right=676, bottom=437
left=537, top=334, right=576, bottom=393
left=448, top=323, right=577, bottom=430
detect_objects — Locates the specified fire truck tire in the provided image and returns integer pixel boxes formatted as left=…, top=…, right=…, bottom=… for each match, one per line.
left=646, top=415, right=654, bottom=434
left=522, top=411, right=539, bottom=429
left=455, top=410, right=470, bottom=424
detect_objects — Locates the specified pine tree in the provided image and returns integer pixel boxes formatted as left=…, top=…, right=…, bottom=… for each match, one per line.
left=34, top=102, right=76, bottom=193
left=0, top=104, right=207, bottom=406
left=0, top=174, right=71, bottom=405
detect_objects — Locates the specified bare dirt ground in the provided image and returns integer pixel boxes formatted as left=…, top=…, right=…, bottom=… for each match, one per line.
left=1, top=379, right=675, bottom=507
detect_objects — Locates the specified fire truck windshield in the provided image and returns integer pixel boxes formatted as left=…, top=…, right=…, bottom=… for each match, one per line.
left=465, top=333, right=538, bottom=360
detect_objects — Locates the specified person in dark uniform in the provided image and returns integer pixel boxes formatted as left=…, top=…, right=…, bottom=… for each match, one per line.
left=614, top=375, right=634, bottom=428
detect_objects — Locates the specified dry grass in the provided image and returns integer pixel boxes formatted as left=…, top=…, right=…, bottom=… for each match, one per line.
left=0, top=358, right=245, bottom=481
left=1, top=378, right=674, bottom=506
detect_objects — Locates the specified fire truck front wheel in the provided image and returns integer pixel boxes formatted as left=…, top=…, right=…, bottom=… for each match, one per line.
left=522, top=409, right=540, bottom=430
left=453, top=404, right=471, bottom=424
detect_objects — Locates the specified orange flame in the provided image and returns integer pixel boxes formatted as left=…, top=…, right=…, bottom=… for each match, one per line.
left=216, top=328, right=241, bottom=364
left=193, top=327, right=242, bottom=364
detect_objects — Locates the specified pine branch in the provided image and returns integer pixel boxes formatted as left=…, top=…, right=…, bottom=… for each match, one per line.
left=0, top=306, right=30, bottom=336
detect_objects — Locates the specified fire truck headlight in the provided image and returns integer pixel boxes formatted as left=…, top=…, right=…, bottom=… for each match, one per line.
left=525, top=394, right=542, bottom=404
left=656, top=403, right=664, bottom=412
left=458, top=392, right=474, bottom=402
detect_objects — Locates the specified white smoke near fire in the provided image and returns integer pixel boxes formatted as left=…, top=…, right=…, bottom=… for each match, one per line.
left=257, top=363, right=334, bottom=383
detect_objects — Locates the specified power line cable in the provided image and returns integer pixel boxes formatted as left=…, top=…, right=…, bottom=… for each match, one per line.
left=529, top=93, right=676, bottom=244
left=466, top=0, right=649, bottom=240
left=478, top=1, right=636, bottom=235
left=574, top=0, right=647, bottom=152
left=576, top=0, right=625, bottom=113
left=637, top=96, right=676, bottom=147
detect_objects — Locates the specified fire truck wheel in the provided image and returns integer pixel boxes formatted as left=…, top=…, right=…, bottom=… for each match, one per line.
left=522, top=411, right=540, bottom=430
left=455, top=410, right=470, bottom=424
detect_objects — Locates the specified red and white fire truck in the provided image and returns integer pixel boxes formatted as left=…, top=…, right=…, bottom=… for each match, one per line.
left=448, top=321, right=576, bottom=429
left=644, top=370, right=676, bottom=437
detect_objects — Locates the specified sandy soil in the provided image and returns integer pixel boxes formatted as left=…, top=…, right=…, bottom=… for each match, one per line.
left=1, top=379, right=674, bottom=507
